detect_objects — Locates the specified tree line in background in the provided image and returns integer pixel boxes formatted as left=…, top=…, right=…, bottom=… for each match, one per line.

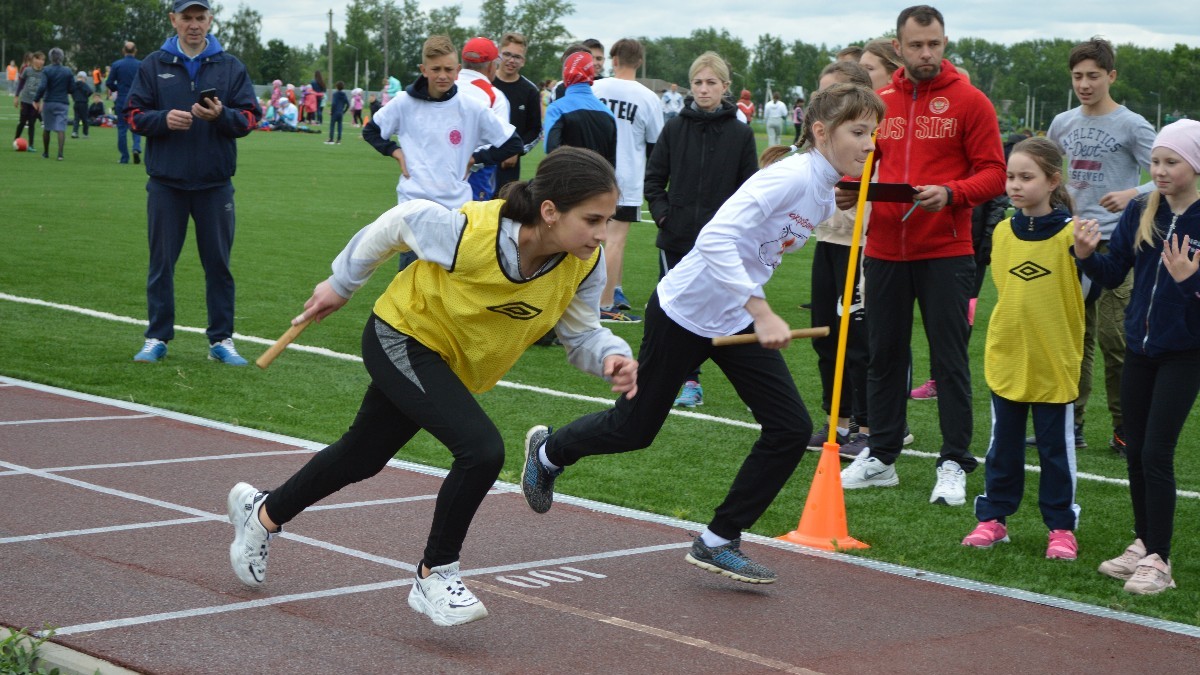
left=5, top=0, right=1196, bottom=130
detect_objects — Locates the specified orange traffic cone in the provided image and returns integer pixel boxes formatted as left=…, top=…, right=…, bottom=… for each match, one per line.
left=777, top=441, right=869, bottom=550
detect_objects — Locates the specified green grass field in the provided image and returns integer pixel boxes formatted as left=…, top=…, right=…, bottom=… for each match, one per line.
left=2, top=94, right=1198, bottom=627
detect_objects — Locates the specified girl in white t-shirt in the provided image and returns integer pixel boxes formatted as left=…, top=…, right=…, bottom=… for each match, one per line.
left=521, top=83, right=886, bottom=584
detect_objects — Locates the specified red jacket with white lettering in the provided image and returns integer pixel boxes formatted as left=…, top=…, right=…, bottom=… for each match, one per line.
left=866, top=60, right=1005, bottom=261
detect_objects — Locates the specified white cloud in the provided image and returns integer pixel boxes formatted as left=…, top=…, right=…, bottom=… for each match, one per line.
left=247, top=0, right=1200, bottom=54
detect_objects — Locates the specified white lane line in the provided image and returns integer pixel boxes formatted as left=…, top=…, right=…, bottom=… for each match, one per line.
left=0, top=495, right=457, bottom=545
left=0, top=458, right=441, bottom=565
left=45, top=579, right=413, bottom=636
left=0, top=413, right=156, bottom=426
left=44, top=542, right=692, bottom=637
left=0, top=518, right=210, bottom=544
left=0, top=449, right=317, bottom=477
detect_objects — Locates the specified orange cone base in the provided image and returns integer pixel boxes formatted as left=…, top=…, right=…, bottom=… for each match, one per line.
left=776, top=442, right=869, bottom=551
left=777, top=529, right=869, bottom=551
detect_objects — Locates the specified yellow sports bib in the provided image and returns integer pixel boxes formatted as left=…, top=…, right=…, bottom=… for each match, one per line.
left=374, top=200, right=599, bottom=392
left=985, top=218, right=1084, bottom=403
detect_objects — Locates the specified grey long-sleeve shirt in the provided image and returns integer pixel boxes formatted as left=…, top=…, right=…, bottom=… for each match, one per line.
left=1047, top=105, right=1156, bottom=240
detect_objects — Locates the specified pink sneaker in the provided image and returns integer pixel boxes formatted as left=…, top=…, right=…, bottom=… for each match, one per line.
left=1046, top=530, right=1078, bottom=560
left=962, top=520, right=1009, bottom=548
left=911, top=379, right=938, bottom=400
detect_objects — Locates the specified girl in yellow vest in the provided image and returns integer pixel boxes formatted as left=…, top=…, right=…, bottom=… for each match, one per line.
left=225, top=147, right=637, bottom=627
left=961, top=137, right=1086, bottom=560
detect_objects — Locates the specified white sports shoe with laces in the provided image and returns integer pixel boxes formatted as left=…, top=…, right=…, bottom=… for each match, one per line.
left=408, top=561, right=489, bottom=626
left=930, top=460, right=966, bottom=506
left=227, top=482, right=274, bottom=587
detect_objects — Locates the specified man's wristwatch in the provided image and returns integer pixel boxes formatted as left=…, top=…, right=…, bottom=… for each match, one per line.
left=944, top=186, right=954, bottom=206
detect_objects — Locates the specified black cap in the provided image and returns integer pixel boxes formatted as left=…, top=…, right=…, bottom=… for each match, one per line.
left=173, top=0, right=211, bottom=11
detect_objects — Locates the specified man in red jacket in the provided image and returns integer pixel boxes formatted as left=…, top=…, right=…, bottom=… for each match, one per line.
left=837, top=4, right=1005, bottom=507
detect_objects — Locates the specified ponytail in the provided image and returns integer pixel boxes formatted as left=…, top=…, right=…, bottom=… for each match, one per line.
left=498, top=180, right=540, bottom=224
left=498, top=147, right=617, bottom=226
left=758, top=144, right=797, bottom=168
left=1134, top=191, right=1162, bottom=251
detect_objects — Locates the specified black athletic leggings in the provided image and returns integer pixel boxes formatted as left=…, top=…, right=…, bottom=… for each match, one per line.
left=1120, top=347, right=1200, bottom=563
left=263, top=316, right=505, bottom=567
left=546, top=292, right=812, bottom=541
left=15, top=101, right=38, bottom=144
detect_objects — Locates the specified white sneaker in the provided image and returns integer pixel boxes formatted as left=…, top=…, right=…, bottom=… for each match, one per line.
left=841, top=450, right=899, bottom=489
left=227, top=482, right=273, bottom=587
left=1123, top=553, right=1176, bottom=595
left=407, top=561, right=489, bottom=626
left=1099, top=538, right=1147, bottom=580
left=930, top=460, right=967, bottom=506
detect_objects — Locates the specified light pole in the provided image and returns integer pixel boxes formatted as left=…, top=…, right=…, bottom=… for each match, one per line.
left=1150, top=90, right=1162, bottom=130
left=1019, top=81, right=1031, bottom=129
left=345, top=43, right=360, bottom=90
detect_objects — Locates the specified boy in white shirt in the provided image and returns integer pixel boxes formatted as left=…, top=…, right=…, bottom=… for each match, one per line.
left=363, top=35, right=521, bottom=209
left=591, top=38, right=664, bottom=322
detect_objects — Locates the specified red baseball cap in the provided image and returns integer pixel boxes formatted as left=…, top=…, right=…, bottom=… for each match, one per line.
left=462, top=37, right=499, bottom=64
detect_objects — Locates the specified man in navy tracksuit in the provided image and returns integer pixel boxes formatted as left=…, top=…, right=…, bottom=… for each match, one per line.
left=125, top=0, right=261, bottom=365
left=106, top=41, right=143, bottom=164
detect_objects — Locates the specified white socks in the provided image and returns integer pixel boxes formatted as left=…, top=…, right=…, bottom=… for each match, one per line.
left=700, top=527, right=732, bottom=548
left=538, top=444, right=560, bottom=472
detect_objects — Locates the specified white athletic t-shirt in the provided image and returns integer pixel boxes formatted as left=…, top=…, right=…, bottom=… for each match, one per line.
left=657, top=150, right=841, bottom=337
left=764, top=99, right=789, bottom=121
left=370, top=89, right=515, bottom=207
left=591, top=77, right=664, bottom=207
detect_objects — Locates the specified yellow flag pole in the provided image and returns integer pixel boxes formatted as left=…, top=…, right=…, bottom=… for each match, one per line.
left=826, top=131, right=877, bottom=444
left=777, top=131, right=877, bottom=551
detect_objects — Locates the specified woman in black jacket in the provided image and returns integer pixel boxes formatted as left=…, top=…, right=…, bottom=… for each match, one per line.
left=644, top=51, right=758, bottom=407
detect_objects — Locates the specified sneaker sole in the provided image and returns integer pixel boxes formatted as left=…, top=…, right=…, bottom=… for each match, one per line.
left=522, top=426, right=553, bottom=514
left=930, top=495, right=966, bottom=506
left=1097, top=563, right=1137, bottom=581
left=227, top=482, right=265, bottom=587
left=674, top=401, right=703, bottom=408
left=962, top=536, right=1010, bottom=549
left=1123, top=580, right=1176, bottom=595
left=407, top=584, right=489, bottom=626
left=842, top=473, right=899, bottom=489
left=600, top=318, right=642, bottom=324
left=684, top=554, right=775, bottom=584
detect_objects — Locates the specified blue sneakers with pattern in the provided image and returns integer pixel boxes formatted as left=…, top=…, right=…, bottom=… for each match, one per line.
left=612, top=286, right=633, bottom=310
left=133, top=338, right=168, bottom=363
left=209, top=338, right=248, bottom=366
left=673, top=380, right=704, bottom=407
left=684, top=536, right=776, bottom=584
left=522, top=425, right=562, bottom=513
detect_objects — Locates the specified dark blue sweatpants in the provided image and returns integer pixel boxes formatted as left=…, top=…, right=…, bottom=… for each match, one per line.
left=144, top=180, right=236, bottom=343
left=974, top=392, right=1078, bottom=530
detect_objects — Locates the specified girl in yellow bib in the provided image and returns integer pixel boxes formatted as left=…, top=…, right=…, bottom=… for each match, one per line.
left=225, top=147, right=638, bottom=627
left=961, top=137, right=1086, bottom=560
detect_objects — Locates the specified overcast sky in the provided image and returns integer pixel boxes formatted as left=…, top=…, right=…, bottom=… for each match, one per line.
left=252, top=1, right=1200, bottom=54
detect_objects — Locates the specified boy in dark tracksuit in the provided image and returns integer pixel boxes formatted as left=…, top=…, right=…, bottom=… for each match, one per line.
left=125, top=0, right=261, bottom=365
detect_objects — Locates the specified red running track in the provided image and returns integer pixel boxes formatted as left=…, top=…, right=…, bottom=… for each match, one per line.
left=1, top=377, right=1197, bottom=674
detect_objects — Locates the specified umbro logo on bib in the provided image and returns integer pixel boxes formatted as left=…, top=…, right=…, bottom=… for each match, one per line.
left=487, top=302, right=543, bottom=320
left=1009, top=261, right=1051, bottom=282
left=158, top=73, right=175, bottom=79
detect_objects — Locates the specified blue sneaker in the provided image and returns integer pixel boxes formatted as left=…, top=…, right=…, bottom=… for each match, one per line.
left=612, top=286, right=632, bottom=310
left=209, top=338, right=248, bottom=366
left=685, top=536, right=776, bottom=584
left=522, top=425, right=562, bottom=514
left=673, top=380, right=704, bottom=407
left=133, top=338, right=168, bottom=363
